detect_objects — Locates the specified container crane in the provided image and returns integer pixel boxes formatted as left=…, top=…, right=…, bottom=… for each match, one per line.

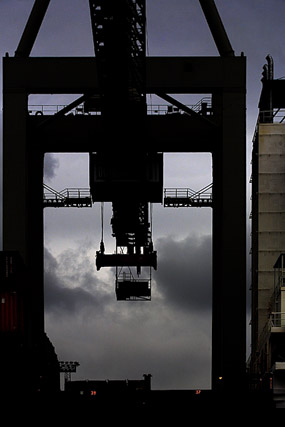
left=88, top=0, right=163, bottom=301
left=1, top=0, right=247, bottom=396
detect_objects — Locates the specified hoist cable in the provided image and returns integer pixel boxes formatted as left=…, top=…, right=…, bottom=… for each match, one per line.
left=101, top=202, right=104, bottom=242
left=150, top=202, right=153, bottom=237
left=99, top=202, right=105, bottom=254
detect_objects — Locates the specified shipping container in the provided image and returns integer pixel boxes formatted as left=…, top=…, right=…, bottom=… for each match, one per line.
left=116, top=279, right=151, bottom=301
left=0, top=291, right=24, bottom=333
left=0, top=251, right=25, bottom=288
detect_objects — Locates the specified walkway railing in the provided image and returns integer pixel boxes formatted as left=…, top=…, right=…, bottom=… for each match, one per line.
left=257, top=311, right=285, bottom=356
left=259, top=109, right=285, bottom=124
left=43, top=184, right=92, bottom=207
left=164, top=184, right=213, bottom=207
left=28, top=97, right=212, bottom=117
left=270, top=312, right=285, bottom=328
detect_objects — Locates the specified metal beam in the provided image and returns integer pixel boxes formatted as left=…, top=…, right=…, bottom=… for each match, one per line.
left=3, top=56, right=246, bottom=94
left=199, top=0, right=234, bottom=57
left=28, top=114, right=216, bottom=153
left=15, top=0, right=51, bottom=58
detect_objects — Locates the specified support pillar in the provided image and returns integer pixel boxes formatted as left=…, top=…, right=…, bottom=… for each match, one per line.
left=212, top=88, right=247, bottom=393
left=2, top=91, right=50, bottom=393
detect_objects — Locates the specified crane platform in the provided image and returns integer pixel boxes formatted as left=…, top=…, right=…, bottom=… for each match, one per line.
left=164, top=184, right=213, bottom=208
left=43, top=185, right=92, bottom=208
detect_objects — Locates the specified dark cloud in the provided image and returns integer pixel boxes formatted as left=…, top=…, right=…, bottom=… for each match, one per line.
left=154, top=233, right=212, bottom=313
left=44, top=234, right=212, bottom=317
left=43, top=237, right=212, bottom=389
left=44, top=247, right=113, bottom=316
left=44, top=153, right=59, bottom=182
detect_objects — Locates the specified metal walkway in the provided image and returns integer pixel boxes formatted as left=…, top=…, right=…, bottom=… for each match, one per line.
left=43, top=184, right=92, bottom=208
left=164, top=184, right=213, bottom=207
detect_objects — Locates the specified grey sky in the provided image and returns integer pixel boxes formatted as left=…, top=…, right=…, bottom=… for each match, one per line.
left=1, top=0, right=285, bottom=389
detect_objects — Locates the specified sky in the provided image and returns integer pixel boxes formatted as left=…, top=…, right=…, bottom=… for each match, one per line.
left=1, top=0, right=285, bottom=391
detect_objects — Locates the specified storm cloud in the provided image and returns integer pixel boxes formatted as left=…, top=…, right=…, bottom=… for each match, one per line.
left=44, top=153, right=59, bottom=182
left=154, top=234, right=212, bottom=312
left=44, top=233, right=212, bottom=315
left=43, top=232, right=213, bottom=389
left=44, top=246, right=113, bottom=316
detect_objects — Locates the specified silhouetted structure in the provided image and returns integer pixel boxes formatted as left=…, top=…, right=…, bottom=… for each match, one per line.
left=65, top=373, right=152, bottom=404
left=1, top=0, right=246, bottom=400
left=249, top=56, right=285, bottom=407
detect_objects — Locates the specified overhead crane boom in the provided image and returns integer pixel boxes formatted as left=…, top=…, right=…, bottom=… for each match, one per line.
left=198, top=0, right=234, bottom=57
left=15, top=0, right=51, bottom=58
left=88, top=0, right=162, bottom=301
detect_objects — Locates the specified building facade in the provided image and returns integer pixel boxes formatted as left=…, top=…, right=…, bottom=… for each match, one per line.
left=250, top=58, right=285, bottom=405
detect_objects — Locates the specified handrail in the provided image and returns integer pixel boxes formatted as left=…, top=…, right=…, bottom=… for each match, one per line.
left=43, top=184, right=92, bottom=208
left=259, top=109, right=285, bottom=124
left=270, top=312, right=285, bottom=328
left=43, top=183, right=65, bottom=199
left=257, top=311, right=285, bottom=355
left=147, top=97, right=212, bottom=115
left=59, top=188, right=91, bottom=199
left=43, top=187, right=91, bottom=200
left=29, top=104, right=95, bottom=116
left=164, top=183, right=213, bottom=200
left=29, top=97, right=212, bottom=117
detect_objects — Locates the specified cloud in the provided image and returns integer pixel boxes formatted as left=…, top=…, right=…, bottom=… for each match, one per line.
left=43, top=233, right=212, bottom=389
left=44, top=233, right=212, bottom=317
left=44, top=153, right=59, bottom=182
left=44, top=246, right=113, bottom=316
left=154, top=233, right=212, bottom=313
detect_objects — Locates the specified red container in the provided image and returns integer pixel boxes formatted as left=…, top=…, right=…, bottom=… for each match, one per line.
left=0, top=251, right=24, bottom=284
left=0, top=292, right=23, bottom=333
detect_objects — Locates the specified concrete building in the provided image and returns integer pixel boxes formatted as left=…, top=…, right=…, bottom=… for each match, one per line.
left=250, top=56, right=285, bottom=405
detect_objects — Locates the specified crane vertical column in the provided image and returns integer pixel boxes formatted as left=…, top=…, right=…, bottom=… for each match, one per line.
left=212, top=87, right=247, bottom=394
left=2, top=90, right=52, bottom=392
